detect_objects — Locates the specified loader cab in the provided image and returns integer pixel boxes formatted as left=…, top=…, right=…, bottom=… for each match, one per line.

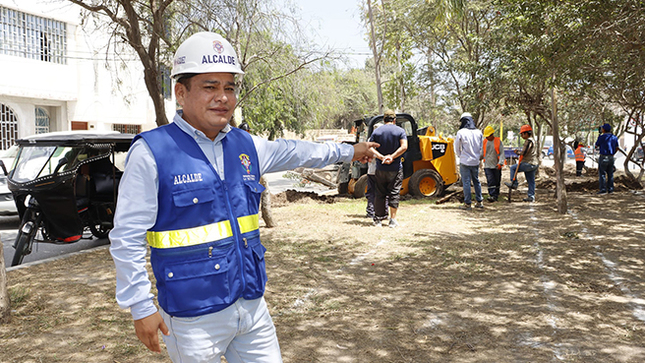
left=366, top=113, right=422, bottom=180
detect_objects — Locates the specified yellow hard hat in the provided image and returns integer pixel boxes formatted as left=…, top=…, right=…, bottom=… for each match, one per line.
left=483, top=125, right=495, bottom=137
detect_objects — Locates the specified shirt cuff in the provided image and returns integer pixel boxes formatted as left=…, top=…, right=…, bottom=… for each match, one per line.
left=340, top=143, right=355, bottom=162
left=130, top=299, right=158, bottom=320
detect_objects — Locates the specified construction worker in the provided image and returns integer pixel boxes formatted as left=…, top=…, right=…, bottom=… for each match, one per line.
left=573, top=140, right=586, bottom=177
left=505, top=124, right=538, bottom=202
left=365, top=124, right=386, bottom=219
left=455, top=112, right=484, bottom=210
left=482, top=125, right=505, bottom=202
left=595, top=123, right=619, bottom=194
left=369, top=109, right=407, bottom=227
left=108, top=32, right=378, bottom=363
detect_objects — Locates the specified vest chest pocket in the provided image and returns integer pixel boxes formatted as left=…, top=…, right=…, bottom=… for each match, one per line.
left=172, top=187, right=215, bottom=207
left=244, top=180, right=265, bottom=212
left=162, top=254, right=231, bottom=315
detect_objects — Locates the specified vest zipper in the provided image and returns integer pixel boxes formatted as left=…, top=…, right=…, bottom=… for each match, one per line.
left=221, top=180, right=247, bottom=291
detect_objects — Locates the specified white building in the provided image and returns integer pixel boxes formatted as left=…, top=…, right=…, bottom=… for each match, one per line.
left=0, top=0, right=174, bottom=150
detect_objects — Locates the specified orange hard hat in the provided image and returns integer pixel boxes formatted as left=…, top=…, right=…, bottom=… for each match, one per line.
left=520, top=124, right=532, bottom=133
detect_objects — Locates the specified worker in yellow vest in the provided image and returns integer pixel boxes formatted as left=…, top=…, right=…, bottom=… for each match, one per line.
left=574, top=140, right=586, bottom=176
left=482, top=125, right=505, bottom=202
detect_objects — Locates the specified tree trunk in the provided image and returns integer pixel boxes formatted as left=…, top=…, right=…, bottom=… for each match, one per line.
left=367, top=0, right=384, bottom=113
left=551, top=85, right=567, bottom=214
left=397, top=43, right=405, bottom=112
left=143, top=67, right=169, bottom=126
left=0, top=243, right=10, bottom=324
left=259, top=176, right=276, bottom=228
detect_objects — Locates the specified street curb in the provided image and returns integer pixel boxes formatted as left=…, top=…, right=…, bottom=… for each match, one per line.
left=5, top=244, right=110, bottom=272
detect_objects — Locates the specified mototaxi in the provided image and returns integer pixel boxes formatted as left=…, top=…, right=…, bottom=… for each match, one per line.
left=2, top=131, right=135, bottom=266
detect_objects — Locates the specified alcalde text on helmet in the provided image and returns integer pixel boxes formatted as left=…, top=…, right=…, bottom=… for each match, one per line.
left=202, top=54, right=236, bottom=66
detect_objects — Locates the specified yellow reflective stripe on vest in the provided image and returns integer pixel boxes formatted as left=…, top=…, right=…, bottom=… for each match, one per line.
left=238, top=214, right=260, bottom=234
left=147, top=214, right=260, bottom=249
left=147, top=220, right=233, bottom=249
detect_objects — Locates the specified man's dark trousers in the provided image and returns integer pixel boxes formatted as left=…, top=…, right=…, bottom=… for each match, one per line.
left=484, top=167, right=501, bottom=200
left=374, top=169, right=403, bottom=221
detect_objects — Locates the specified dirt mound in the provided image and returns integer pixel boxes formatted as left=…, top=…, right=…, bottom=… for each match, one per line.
left=536, top=165, right=642, bottom=192
left=540, top=163, right=578, bottom=177
left=271, top=189, right=338, bottom=206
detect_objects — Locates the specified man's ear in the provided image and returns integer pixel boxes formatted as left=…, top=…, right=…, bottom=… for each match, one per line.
left=175, top=82, right=186, bottom=107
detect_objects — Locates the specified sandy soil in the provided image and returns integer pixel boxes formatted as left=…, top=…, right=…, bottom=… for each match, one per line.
left=2, top=166, right=645, bottom=363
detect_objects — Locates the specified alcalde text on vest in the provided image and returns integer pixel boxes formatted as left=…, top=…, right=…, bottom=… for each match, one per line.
left=174, top=173, right=203, bottom=185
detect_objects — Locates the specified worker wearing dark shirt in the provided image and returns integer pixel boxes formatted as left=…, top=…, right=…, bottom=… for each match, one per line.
left=595, top=123, right=619, bottom=194
left=369, top=109, right=408, bottom=228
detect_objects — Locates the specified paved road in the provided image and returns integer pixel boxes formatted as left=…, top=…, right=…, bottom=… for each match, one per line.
left=1, top=214, right=110, bottom=269
left=262, top=171, right=336, bottom=195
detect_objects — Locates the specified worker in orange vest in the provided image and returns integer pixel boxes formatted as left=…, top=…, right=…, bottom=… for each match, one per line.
left=574, top=140, right=586, bottom=176
left=482, top=125, right=505, bottom=202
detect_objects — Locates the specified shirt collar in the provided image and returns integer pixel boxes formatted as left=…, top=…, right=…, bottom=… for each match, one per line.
left=173, top=110, right=231, bottom=141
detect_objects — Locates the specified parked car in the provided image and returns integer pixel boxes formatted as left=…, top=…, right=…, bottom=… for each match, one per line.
left=0, top=145, right=19, bottom=215
left=504, top=147, right=523, bottom=165
left=547, top=145, right=575, bottom=159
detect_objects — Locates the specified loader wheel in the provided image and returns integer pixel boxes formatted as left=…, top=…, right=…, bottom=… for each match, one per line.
left=353, top=175, right=369, bottom=198
left=408, top=169, right=444, bottom=198
left=338, top=181, right=349, bottom=195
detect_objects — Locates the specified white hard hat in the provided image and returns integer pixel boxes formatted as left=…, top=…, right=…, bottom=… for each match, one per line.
left=171, top=32, right=244, bottom=78
left=460, top=112, right=472, bottom=119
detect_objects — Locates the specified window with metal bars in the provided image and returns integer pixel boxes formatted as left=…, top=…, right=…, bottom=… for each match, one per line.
left=0, top=103, right=18, bottom=150
left=35, top=107, right=50, bottom=134
left=0, top=6, right=67, bottom=64
left=112, top=124, right=141, bottom=134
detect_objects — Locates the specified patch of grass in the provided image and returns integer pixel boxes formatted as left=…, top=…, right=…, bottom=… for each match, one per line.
left=113, top=342, right=144, bottom=356
left=9, top=286, right=29, bottom=306
left=324, top=300, right=342, bottom=310
left=315, top=255, right=335, bottom=262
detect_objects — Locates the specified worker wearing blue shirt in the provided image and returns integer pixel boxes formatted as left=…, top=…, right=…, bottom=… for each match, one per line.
left=595, top=123, right=619, bottom=194
left=109, top=32, right=378, bottom=363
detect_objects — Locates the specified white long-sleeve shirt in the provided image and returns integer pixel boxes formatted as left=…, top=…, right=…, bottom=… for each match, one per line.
left=109, top=112, right=354, bottom=319
left=455, top=128, right=484, bottom=166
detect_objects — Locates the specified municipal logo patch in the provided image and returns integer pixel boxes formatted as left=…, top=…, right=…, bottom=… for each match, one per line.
left=213, top=40, right=224, bottom=54
left=239, top=154, right=252, bottom=174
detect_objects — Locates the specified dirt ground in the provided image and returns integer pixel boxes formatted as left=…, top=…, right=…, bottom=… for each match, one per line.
left=2, top=165, right=645, bottom=362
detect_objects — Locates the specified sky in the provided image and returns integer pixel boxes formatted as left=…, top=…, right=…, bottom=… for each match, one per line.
left=294, top=0, right=371, bottom=68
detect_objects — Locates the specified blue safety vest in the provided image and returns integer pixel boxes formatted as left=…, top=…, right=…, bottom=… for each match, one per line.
left=136, top=123, right=266, bottom=317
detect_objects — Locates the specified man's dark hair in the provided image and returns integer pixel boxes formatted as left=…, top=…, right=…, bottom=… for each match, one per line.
left=176, top=73, right=199, bottom=91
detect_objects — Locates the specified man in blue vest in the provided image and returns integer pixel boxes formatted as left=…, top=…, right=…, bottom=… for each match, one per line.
left=109, top=32, right=378, bottom=363
left=595, top=123, right=619, bottom=194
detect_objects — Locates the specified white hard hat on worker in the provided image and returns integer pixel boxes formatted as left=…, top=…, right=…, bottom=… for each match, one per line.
left=172, top=32, right=243, bottom=140
left=171, top=32, right=244, bottom=78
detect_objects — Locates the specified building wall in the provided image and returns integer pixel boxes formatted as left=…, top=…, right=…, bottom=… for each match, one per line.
left=0, top=0, right=173, bottom=148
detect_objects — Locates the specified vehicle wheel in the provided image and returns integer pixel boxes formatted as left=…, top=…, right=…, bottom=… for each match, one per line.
left=353, top=175, right=369, bottom=198
left=408, top=169, right=444, bottom=198
left=337, top=181, right=349, bottom=195
left=90, top=223, right=111, bottom=239
left=11, top=223, right=38, bottom=267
